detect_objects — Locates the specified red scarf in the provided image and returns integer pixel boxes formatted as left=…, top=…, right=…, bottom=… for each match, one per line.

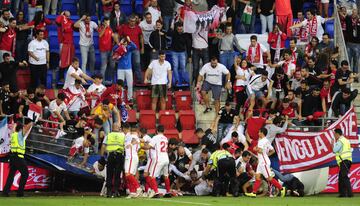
left=291, top=48, right=297, bottom=65
left=3, top=0, right=11, bottom=5
left=247, top=43, right=261, bottom=63
left=340, top=15, right=346, bottom=31
left=85, top=22, right=91, bottom=38
left=308, top=16, right=318, bottom=37
left=283, top=60, right=291, bottom=75
left=305, top=43, right=314, bottom=57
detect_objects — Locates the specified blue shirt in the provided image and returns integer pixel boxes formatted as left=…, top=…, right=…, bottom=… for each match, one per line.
left=114, top=42, right=137, bottom=70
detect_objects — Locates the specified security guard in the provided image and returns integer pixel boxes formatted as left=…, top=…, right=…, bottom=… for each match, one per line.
left=333, top=128, right=353, bottom=198
left=2, top=118, right=33, bottom=197
left=102, top=123, right=125, bottom=198
left=204, top=143, right=236, bottom=196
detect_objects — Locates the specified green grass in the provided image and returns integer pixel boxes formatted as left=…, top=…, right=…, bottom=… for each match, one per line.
left=0, top=195, right=359, bottom=206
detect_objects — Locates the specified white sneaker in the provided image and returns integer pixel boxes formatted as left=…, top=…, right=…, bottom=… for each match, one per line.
left=148, top=190, right=156, bottom=198
left=126, top=193, right=137, bottom=199
left=142, top=191, right=149, bottom=198
left=135, top=188, right=143, bottom=197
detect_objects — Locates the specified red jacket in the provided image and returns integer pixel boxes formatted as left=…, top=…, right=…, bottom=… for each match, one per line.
left=98, top=85, right=128, bottom=106
left=267, top=32, right=287, bottom=49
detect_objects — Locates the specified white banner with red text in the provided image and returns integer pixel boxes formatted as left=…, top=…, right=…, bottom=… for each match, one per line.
left=275, top=106, right=358, bottom=173
left=0, top=163, right=51, bottom=191
left=323, top=163, right=360, bottom=193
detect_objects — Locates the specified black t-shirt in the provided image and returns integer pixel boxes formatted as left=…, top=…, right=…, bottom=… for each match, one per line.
left=201, top=129, right=217, bottom=153
left=304, top=75, right=322, bottom=87
left=218, top=107, right=237, bottom=124
left=333, top=69, right=351, bottom=92
left=302, top=94, right=322, bottom=117
left=260, top=0, right=274, bottom=16
left=0, top=90, right=12, bottom=115
left=0, top=61, right=18, bottom=77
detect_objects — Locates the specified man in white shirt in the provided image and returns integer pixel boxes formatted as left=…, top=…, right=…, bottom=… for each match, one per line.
left=49, top=93, right=71, bottom=122
left=245, top=128, right=286, bottom=198
left=87, top=74, right=106, bottom=108
left=192, top=29, right=209, bottom=83
left=74, top=14, right=98, bottom=73
left=196, top=57, right=231, bottom=114
left=246, top=35, right=271, bottom=69
left=247, top=70, right=273, bottom=114
left=28, top=30, right=49, bottom=88
left=66, top=79, right=87, bottom=116
left=270, top=49, right=296, bottom=78
left=63, top=57, right=94, bottom=89
left=139, top=12, right=155, bottom=68
left=144, top=51, right=172, bottom=111
left=146, top=0, right=161, bottom=24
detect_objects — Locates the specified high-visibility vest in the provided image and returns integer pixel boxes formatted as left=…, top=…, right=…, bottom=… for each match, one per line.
left=209, top=150, right=232, bottom=169
left=106, top=132, right=125, bottom=153
left=335, top=136, right=352, bottom=165
left=10, top=132, right=26, bottom=158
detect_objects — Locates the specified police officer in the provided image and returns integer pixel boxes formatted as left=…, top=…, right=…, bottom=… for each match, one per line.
left=204, top=143, right=237, bottom=196
left=2, top=118, right=33, bottom=197
left=333, top=128, right=353, bottom=198
left=102, top=123, right=125, bottom=198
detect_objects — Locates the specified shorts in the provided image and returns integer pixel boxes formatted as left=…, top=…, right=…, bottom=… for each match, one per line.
left=151, top=84, right=167, bottom=98
left=256, top=163, right=274, bottom=179
left=246, top=87, right=265, bottom=99
left=201, top=81, right=222, bottom=100
left=148, top=160, right=169, bottom=178
left=238, top=172, right=252, bottom=186
left=124, top=156, right=139, bottom=175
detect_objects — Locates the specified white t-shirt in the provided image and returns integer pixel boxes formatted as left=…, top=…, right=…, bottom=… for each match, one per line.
left=277, top=60, right=296, bottom=77
left=199, top=62, right=229, bottom=86
left=73, top=136, right=90, bottom=154
left=248, top=74, right=271, bottom=92
left=28, top=39, right=49, bottom=65
left=139, top=20, right=155, bottom=45
left=301, top=16, right=326, bottom=41
left=149, top=134, right=169, bottom=162
left=220, top=124, right=246, bottom=145
left=64, top=65, right=84, bottom=89
left=257, top=137, right=273, bottom=165
left=125, top=133, right=140, bottom=159
left=93, top=161, right=106, bottom=178
left=192, top=30, right=208, bottom=49
left=235, top=67, right=252, bottom=86
left=49, top=99, right=67, bottom=118
left=246, top=43, right=268, bottom=68
left=79, top=21, right=98, bottom=46
left=148, top=59, right=171, bottom=85
left=87, top=83, right=106, bottom=108
left=147, top=7, right=161, bottom=25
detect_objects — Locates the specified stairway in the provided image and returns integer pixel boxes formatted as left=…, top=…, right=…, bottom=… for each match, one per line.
left=352, top=82, right=360, bottom=120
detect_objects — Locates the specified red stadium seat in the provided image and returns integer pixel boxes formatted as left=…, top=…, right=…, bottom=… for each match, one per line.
left=179, top=110, right=196, bottom=130
left=164, top=129, right=179, bottom=139
left=127, top=109, right=137, bottom=124
left=45, top=89, right=56, bottom=101
left=182, top=130, right=199, bottom=144
left=156, top=91, right=173, bottom=110
left=136, top=90, right=151, bottom=111
left=159, top=110, right=176, bottom=129
left=174, top=91, right=192, bottom=111
left=139, top=110, right=156, bottom=131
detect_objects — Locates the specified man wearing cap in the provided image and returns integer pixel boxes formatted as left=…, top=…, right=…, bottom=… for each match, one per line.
left=2, top=118, right=33, bottom=197
left=101, top=123, right=125, bottom=198
left=333, top=128, right=353, bottom=197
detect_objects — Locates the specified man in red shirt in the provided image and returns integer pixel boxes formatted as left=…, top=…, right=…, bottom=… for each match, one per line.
left=98, top=79, right=128, bottom=108
left=245, top=110, right=266, bottom=154
left=118, top=15, right=144, bottom=84
left=0, top=18, right=17, bottom=62
left=99, top=17, right=115, bottom=82
left=56, top=10, right=75, bottom=80
left=275, top=0, right=293, bottom=36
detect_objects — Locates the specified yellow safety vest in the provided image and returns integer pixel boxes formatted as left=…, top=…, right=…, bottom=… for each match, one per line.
left=106, top=132, right=125, bottom=153
left=335, top=136, right=352, bottom=165
left=209, top=150, right=232, bottom=169
left=10, top=132, right=26, bottom=158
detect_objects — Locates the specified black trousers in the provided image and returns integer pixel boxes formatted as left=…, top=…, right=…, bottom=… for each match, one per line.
left=338, top=160, right=353, bottom=197
left=213, top=157, right=236, bottom=196
left=106, top=152, right=124, bottom=194
left=29, top=64, right=47, bottom=88
left=3, top=154, right=29, bottom=196
left=235, top=89, right=247, bottom=114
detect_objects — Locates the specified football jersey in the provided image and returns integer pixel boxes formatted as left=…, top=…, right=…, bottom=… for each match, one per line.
left=149, top=134, right=169, bottom=162
left=125, top=133, right=140, bottom=159
left=257, top=137, right=273, bottom=165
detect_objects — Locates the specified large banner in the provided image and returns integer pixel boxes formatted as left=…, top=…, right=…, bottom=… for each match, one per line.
left=275, top=107, right=358, bottom=173
left=0, top=163, right=51, bottom=191
left=323, top=163, right=360, bottom=193
left=184, top=5, right=225, bottom=34
left=0, top=118, right=10, bottom=157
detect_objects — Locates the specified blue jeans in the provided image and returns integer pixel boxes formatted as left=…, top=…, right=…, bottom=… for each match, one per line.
left=78, top=0, right=96, bottom=16
left=162, top=15, right=173, bottom=32
left=260, top=14, right=274, bottom=34
left=80, top=45, right=96, bottom=73
left=273, top=169, right=294, bottom=183
left=44, top=0, right=59, bottom=15
left=172, top=51, right=187, bottom=84
left=217, top=123, right=232, bottom=142
left=100, top=51, right=115, bottom=82
left=219, top=51, right=235, bottom=70
left=132, top=49, right=143, bottom=83
left=192, top=48, right=209, bottom=83
left=346, top=42, right=360, bottom=73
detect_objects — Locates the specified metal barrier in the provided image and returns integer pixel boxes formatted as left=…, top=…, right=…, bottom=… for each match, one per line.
left=334, top=1, right=350, bottom=64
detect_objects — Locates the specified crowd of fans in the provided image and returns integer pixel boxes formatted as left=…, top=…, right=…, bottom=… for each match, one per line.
left=0, top=0, right=359, bottom=199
